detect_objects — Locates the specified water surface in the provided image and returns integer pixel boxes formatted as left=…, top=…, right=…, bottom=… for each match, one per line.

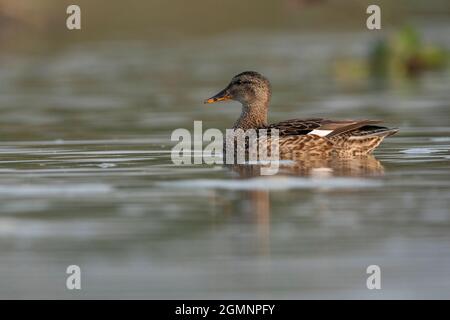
left=0, top=30, right=449, bottom=299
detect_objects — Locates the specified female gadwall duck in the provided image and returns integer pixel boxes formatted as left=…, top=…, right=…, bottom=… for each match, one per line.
left=205, top=71, right=398, bottom=157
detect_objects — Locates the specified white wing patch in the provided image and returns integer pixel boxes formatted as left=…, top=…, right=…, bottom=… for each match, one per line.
left=308, top=129, right=333, bottom=137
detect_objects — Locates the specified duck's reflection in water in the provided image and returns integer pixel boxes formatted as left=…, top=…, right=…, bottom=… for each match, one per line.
left=229, top=155, right=384, bottom=178
left=226, top=156, right=384, bottom=256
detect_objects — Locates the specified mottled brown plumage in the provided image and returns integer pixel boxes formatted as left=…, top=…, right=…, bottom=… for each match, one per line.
left=205, top=71, right=398, bottom=158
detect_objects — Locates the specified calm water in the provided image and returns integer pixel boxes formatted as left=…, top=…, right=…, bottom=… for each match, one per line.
left=0, top=30, right=450, bottom=299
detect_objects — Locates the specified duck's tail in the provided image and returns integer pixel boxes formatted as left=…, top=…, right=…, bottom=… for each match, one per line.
left=330, top=125, right=399, bottom=155
left=351, top=125, right=399, bottom=138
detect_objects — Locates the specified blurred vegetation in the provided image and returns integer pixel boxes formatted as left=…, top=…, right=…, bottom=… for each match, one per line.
left=334, top=26, right=448, bottom=86
left=371, top=26, right=447, bottom=77
left=0, top=0, right=449, bottom=52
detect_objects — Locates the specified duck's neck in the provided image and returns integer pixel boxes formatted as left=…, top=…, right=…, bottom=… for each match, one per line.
left=233, top=101, right=268, bottom=130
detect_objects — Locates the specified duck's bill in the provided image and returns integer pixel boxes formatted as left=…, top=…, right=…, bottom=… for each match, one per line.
left=204, top=89, right=232, bottom=104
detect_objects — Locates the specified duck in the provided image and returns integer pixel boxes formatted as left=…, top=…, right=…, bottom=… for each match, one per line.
left=204, top=71, right=398, bottom=158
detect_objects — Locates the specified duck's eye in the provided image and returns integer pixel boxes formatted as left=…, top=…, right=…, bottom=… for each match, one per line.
left=234, top=80, right=249, bottom=85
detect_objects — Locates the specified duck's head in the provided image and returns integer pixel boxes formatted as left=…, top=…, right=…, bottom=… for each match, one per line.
left=204, top=71, right=271, bottom=107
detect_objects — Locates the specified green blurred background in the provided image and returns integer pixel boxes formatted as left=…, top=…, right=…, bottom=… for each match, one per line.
left=2, top=0, right=450, bottom=49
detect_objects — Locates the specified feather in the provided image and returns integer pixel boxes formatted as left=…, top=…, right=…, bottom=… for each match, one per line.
left=308, top=129, right=333, bottom=137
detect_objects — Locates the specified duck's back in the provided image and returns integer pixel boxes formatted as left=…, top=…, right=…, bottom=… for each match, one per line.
left=264, top=118, right=398, bottom=156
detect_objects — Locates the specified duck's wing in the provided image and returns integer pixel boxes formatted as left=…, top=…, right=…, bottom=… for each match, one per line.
left=267, top=118, right=324, bottom=136
left=265, top=119, right=398, bottom=156
left=267, top=118, right=388, bottom=138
